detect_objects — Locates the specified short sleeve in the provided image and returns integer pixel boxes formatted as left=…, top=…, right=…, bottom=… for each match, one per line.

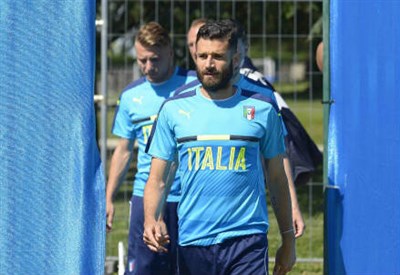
left=260, top=107, right=286, bottom=159
left=146, top=104, right=177, bottom=161
left=112, top=95, right=137, bottom=140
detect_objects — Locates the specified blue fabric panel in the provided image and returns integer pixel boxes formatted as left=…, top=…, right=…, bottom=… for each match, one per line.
left=328, top=1, right=400, bottom=274
left=0, top=1, right=105, bottom=275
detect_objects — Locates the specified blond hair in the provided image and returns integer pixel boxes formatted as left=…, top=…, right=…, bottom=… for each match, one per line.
left=135, top=21, right=171, bottom=48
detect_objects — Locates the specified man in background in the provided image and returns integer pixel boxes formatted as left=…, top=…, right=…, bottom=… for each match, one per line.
left=316, top=41, right=324, bottom=72
left=187, top=18, right=208, bottom=63
left=106, top=21, right=196, bottom=275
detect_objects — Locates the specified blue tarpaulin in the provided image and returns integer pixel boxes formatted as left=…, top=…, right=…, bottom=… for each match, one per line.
left=326, top=1, right=400, bottom=274
left=0, top=1, right=105, bottom=274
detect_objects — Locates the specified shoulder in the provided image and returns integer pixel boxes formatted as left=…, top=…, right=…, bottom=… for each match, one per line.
left=176, top=67, right=197, bottom=78
left=119, top=77, right=147, bottom=99
left=242, top=56, right=259, bottom=71
left=240, top=68, right=276, bottom=91
left=160, top=89, right=197, bottom=112
left=174, top=79, right=200, bottom=96
left=240, top=89, right=279, bottom=113
left=165, top=89, right=197, bottom=105
left=123, top=76, right=147, bottom=91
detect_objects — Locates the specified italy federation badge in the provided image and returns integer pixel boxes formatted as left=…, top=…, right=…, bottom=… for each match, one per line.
left=243, top=106, right=255, bottom=120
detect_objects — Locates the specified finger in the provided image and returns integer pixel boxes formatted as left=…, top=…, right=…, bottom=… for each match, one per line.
left=294, top=226, right=300, bottom=238
left=295, top=223, right=305, bottom=238
left=143, top=229, right=160, bottom=250
left=156, top=232, right=170, bottom=244
left=155, top=234, right=170, bottom=252
left=143, top=234, right=168, bottom=253
left=145, top=243, right=161, bottom=253
left=106, top=214, right=114, bottom=232
left=274, top=265, right=289, bottom=275
left=154, top=224, right=164, bottom=239
left=106, top=223, right=112, bottom=233
left=155, top=225, right=170, bottom=244
left=156, top=245, right=168, bottom=253
left=278, top=265, right=293, bottom=275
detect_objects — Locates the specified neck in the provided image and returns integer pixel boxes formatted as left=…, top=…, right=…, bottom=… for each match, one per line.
left=161, top=65, right=175, bottom=82
left=149, top=65, right=175, bottom=84
left=200, top=84, right=236, bottom=100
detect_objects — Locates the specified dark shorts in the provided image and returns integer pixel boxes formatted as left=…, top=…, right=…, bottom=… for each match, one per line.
left=125, top=195, right=179, bottom=275
left=177, top=234, right=268, bottom=275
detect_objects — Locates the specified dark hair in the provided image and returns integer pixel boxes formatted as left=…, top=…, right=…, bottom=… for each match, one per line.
left=219, top=19, right=247, bottom=46
left=196, top=21, right=238, bottom=53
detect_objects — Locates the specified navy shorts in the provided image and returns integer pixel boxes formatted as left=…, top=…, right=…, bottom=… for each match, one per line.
left=125, top=195, right=179, bottom=275
left=178, top=234, right=268, bottom=275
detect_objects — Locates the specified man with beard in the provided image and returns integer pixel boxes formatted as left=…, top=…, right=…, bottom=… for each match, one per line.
left=177, top=18, right=307, bottom=238
left=143, top=21, right=296, bottom=275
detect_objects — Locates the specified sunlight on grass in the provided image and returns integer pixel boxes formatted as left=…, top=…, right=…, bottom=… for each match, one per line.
left=285, top=99, right=324, bottom=146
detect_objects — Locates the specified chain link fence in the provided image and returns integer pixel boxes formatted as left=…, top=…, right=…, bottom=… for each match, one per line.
left=96, top=1, right=324, bottom=273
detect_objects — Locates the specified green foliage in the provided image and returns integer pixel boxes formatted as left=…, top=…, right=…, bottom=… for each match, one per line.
left=96, top=1, right=323, bottom=69
left=285, top=99, right=324, bottom=146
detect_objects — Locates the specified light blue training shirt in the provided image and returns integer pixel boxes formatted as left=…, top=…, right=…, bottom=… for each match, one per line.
left=112, top=67, right=197, bottom=201
left=147, top=86, right=286, bottom=246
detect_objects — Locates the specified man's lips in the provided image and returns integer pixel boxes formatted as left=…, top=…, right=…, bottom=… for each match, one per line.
left=203, top=71, right=217, bottom=76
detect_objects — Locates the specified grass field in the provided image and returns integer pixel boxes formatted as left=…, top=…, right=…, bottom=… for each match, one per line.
left=104, top=97, right=325, bottom=274
left=284, top=98, right=324, bottom=147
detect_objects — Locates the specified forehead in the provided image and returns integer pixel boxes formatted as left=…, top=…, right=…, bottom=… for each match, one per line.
left=187, top=26, right=201, bottom=42
left=187, top=27, right=197, bottom=38
left=196, top=38, right=230, bottom=54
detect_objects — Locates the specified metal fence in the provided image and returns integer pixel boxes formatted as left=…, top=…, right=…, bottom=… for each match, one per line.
left=96, top=0, right=324, bottom=272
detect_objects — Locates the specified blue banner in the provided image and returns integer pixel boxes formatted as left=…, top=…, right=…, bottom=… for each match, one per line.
left=0, top=1, right=105, bottom=274
left=327, top=1, right=400, bottom=274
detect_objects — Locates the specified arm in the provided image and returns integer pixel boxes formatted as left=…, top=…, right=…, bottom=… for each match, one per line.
left=283, top=157, right=305, bottom=238
left=265, top=154, right=296, bottom=275
left=143, top=157, right=173, bottom=253
left=106, top=138, right=135, bottom=232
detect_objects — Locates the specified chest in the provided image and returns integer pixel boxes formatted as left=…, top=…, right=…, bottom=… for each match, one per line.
left=172, top=99, right=266, bottom=139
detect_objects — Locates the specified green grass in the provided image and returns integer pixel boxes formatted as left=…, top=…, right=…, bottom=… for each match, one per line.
left=106, top=183, right=132, bottom=255
left=285, top=98, right=324, bottom=146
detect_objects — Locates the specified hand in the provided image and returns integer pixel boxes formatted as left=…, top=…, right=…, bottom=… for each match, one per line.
left=292, top=207, right=305, bottom=238
left=273, top=235, right=296, bottom=275
left=143, top=220, right=170, bottom=253
left=106, top=200, right=115, bottom=233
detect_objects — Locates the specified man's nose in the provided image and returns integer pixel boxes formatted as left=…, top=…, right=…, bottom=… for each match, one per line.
left=144, top=60, right=154, bottom=72
left=205, top=56, right=215, bottom=68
